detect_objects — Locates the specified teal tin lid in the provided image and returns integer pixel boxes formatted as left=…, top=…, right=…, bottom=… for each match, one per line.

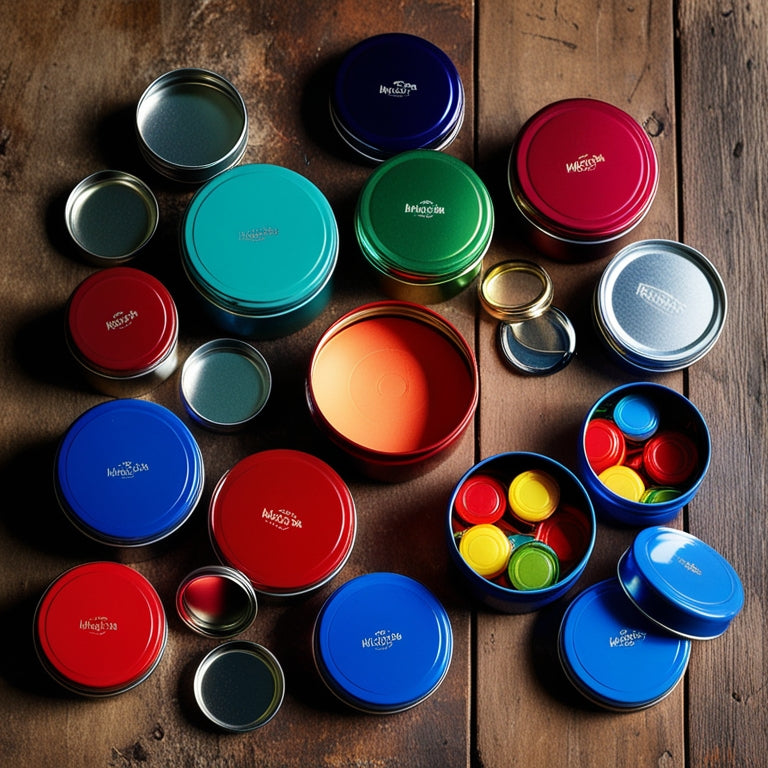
left=355, top=150, right=494, bottom=303
left=182, top=164, right=339, bottom=317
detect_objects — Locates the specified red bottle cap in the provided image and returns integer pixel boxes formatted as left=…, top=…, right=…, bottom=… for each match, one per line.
left=535, top=504, right=591, bottom=568
left=643, top=431, right=699, bottom=486
left=454, top=474, right=507, bottom=525
left=584, top=418, right=627, bottom=475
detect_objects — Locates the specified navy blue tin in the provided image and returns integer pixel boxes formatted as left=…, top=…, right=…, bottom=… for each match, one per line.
left=313, top=572, right=453, bottom=713
left=55, top=399, right=204, bottom=556
left=331, top=33, right=465, bottom=162
left=558, top=579, right=691, bottom=711
left=617, top=526, right=744, bottom=639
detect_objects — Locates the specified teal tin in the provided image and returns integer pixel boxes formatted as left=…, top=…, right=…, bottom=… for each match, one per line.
left=181, top=164, right=339, bottom=338
left=355, top=150, right=494, bottom=303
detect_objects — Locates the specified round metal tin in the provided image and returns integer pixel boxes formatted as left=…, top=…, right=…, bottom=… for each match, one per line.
left=330, top=33, right=465, bottom=162
left=181, top=163, right=338, bottom=338
left=176, top=565, right=258, bottom=638
left=55, top=399, right=204, bottom=553
left=34, top=561, right=167, bottom=696
left=617, top=527, right=744, bottom=639
left=194, top=641, right=285, bottom=731
left=65, top=170, right=158, bottom=264
left=355, top=150, right=493, bottom=303
left=65, top=266, right=179, bottom=397
left=479, top=260, right=554, bottom=323
left=508, top=98, right=658, bottom=259
left=313, top=572, right=453, bottom=713
left=136, top=68, right=248, bottom=183
left=558, top=578, right=691, bottom=711
left=593, top=239, right=727, bottom=372
left=180, top=338, right=272, bottom=431
left=209, top=449, right=356, bottom=597
left=306, top=301, right=479, bottom=482
left=613, top=393, right=660, bottom=442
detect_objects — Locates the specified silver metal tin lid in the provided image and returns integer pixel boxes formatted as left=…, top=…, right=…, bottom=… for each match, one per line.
left=593, top=239, right=727, bottom=372
left=136, top=68, right=248, bottom=183
left=65, top=170, right=158, bottom=264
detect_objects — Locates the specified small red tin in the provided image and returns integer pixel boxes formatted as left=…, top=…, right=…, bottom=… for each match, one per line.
left=34, top=561, right=167, bottom=696
left=508, top=98, right=658, bottom=260
left=209, top=449, right=356, bottom=597
left=65, top=267, right=179, bottom=396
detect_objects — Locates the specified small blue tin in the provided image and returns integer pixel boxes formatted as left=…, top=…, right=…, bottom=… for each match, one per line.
left=312, top=572, right=453, bottom=713
left=330, top=33, right=465, bottom=162
left=55, top=399, right=204, bottom=556
left=181, top=164, right=339, bottom=338
left=617, top=526, right=744, bottom=639
left=558, top=579, right=691, bottom=711
left=578, top=382, right=710, bottom=527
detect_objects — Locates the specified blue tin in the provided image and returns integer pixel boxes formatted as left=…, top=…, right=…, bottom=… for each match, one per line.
left=312, top=572, right=453, bottom=713
left=617, top=526, right=744, bottom=639
left=181, top=164, right=339, bottom=338
left=447, top=452, right=596, bottom=613
left=578, top=382, right=711, bottom=527
left=55, top=399, right=204, bottom=555
left=558, top=578, right=691, bottom=711
left=330, top=33, right=465, bottom=162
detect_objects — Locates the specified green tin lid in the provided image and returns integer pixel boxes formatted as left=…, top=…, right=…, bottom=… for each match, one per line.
left=507, top=541, right=560, bottom=590
left=355, top=150, right=494, bottom=284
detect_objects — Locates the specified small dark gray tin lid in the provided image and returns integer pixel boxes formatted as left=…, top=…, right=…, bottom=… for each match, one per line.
left=136, top=68, right=248, bottom=183
left=180, top=338, right=272, bottom=431
left=176, top=565, right=258, bottom=638
left=65, top=170, right=158, bottom=264
left=594, top=239, right=727, bottom=372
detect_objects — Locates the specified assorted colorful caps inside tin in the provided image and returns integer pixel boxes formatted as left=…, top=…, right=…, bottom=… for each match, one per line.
left=65, top=266, right=179, bottom=397
left=593, top=239, right=727, bottom=373
left=331, top=33, right=465, bottom=162
left=355, top=150, right=494, bottom=304
left=54, top=399, right=204, bottom=553
left=313, top=572, right=453, bottom=713
left=34, top=561, right=167, bottom=696
left=181, top=163, right=339, bottom=338
left=208, top=449, right=356, bottom=597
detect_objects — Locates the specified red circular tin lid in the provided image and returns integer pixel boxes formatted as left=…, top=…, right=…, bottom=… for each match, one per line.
left=584, top=418, right=627, bottom=475
left=209, top=449, right=356, bottom=596
left=454, top=474, right=507, bottom=525
left=643, top=431, right=699, bottom=486
left=511, top=98, right=658, bottom=240
left=66, top=267, right=178, bottom=375
left=34, top=561, right=166, bottom=695
left=535, top=504, right=591, bottom=568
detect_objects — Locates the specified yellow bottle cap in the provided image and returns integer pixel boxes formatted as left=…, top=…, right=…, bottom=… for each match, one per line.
left=598, top=464, right=646, bottom=502
left=458, top=524, right=512, bottom=578
left=508, top=470, right=560, bottom=523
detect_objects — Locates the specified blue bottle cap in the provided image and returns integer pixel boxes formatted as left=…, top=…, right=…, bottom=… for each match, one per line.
left=558, top=579, right=691, bottom=711
left=313, top=572, right=453, bottom=713
left=55, top=399, right=204, bottom=548
left=612, top=393, right=660, bottom=441
left=617, top=526, right=744, bottom=639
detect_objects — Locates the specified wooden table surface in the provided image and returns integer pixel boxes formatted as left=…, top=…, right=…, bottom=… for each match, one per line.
left=1, top=1, right=765, bottom=766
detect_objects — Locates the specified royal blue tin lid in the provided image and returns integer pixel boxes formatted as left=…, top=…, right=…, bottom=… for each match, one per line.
left=181, top=164, right=338, bottom=315
left=558, top=579, right=691, bottom=711
left=55, top=399, right=204, bottom=547
left=313, top=572, right=453, bottom=713
left=331, top=33, right=465, bottom=162
left=617, top=526, right=744, bottom=639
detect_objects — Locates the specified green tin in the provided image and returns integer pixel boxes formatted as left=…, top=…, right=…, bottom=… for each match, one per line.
left=355, top=150, right=494, bottom=303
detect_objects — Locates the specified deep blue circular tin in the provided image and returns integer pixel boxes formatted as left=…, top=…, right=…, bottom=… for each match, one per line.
left=55, top=399, right=204, bottom=554
left=313, top=572, right=453, bottom=713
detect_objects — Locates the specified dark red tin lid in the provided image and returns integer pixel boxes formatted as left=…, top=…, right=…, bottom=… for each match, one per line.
left=66, top=267, right=178, bottom=375
left=34, top=561, right=166, bottom=695
left=454, top=474, right=507, bottom=525
left=584, top=418, right=627, bottom=476
left=535, top=504, right=591, bottom=568
left=642, top=431, right=699, bottom=486
left=209, top=449, right=356, bottom=596
left=510, top=98, right=658, bottom=241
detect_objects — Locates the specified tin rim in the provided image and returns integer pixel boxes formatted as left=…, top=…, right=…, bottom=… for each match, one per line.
left=479, top=260, right=554, bottom=322
left=136, top=68, right=248, bottom=183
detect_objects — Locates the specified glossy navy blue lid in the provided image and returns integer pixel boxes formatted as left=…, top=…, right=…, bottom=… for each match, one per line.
left=617, top=526, right=744, bottom=639
left=331, top=33, right=464, bottom=161
left=558, top=579, right=691, bottom=711
left=55, top=399, right=204, bottom=547
left=313, top=572, right=452, bottom=712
